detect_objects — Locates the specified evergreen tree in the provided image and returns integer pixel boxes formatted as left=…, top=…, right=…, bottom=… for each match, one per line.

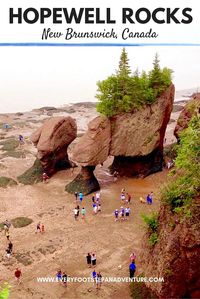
left=117, top=48, right=131, bottom=77
left=149, top=53, right=162, bottom=89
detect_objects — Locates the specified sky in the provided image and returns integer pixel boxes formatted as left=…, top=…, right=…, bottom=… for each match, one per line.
left=0, top=46, right=199, bottom=113
left=0, top=0, right=200, bottom=113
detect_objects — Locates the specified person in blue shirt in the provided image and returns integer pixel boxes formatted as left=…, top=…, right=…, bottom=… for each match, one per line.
left=92, top=269, right=97, bottom=284
left=129, top=262, right=136, bottom=279
left=79, top=192, right=83, bottom=202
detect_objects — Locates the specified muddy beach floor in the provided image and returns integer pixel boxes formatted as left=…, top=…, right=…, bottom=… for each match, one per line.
left=0, top=161, right=168, bottom=299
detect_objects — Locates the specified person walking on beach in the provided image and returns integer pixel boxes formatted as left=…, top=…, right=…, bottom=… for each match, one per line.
left=41, top=223, right=45, bottom=233
left=93, top=203, right=98, bottom=215
left=74, top=192, right=78, bottom=201
left=86, top=253, right=92, bottom=268
left=126, top=193, right=131, bottom=204
left=42, top=172, right=49, bottom=183
left=120, top=207, right=125, bottom=221
left=14, top=268, right=22, bottom=284
left=96, top=272, right=102, bottom=290
left=36, top=222, right=41, bottom=233
left=97, top=204, right=101, bottom=213
left=129, top=262, right=136, bottom=279
left=114, top=209, right=119, bottom=221
left=130, top=252, right=136, bottom=263
left=125, top=207, right=131, bottom=220
left=91, top=253, right=97, bottom=267
left=92, top=269, right=97, bottom=284
left=79, top=192, right=83, bottom=203
left=5, top=230, right=10, bottom=240
left=81, top=207, right=86, bottom=219
left=8, top=241, right=13, bottom=254
left=56, top=270, right=62, bottom=282
left=146, top=193, right=151, bottom=205
left=74, top=207, right=78, bottom=220
left=62, top=272, right=68, bottom=287
left=92, top=194, right=95, bottom=204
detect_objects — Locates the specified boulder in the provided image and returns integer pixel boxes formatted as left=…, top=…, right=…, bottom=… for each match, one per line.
left=174, top=94, right=200, bottom=140
left=66, top=116, right=111, bottom=194
left=110, top=84, right=175, bottom=176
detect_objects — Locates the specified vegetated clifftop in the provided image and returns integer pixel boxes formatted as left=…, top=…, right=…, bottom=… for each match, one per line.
left=174, top=93, right=200, bottom=140
left=139, top=201, right=200, bottom=299
left=139, top=112, right=200, bottom=299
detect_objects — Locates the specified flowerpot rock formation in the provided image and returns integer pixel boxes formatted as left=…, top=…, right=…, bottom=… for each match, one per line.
left=66, top=84, right=174, bottom=194
left=18, top=117, right=77, bottom=184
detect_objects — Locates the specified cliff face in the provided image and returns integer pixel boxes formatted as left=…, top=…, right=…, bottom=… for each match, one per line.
left=174, top=94, right=200, bottom=140
left=110, top=85, right=174, bottom=157
left=109, top=84, right=174, bottom=176
left=139, top=200, right=200, bottom=299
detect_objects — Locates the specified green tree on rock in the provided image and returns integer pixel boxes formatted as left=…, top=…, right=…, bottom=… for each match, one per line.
left=117, top=47, right=131, bottom=77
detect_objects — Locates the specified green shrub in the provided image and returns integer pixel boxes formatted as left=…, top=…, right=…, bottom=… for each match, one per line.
left=18, top=159, right=43, bottom=185
left=11, top=217, right=33, bottom=228
left=0, top=177, right=17, bottom=188
left=0, top=284, right=10, bottom=299
left=162, top=116, right=200, bottom=211
left=142, top=212, right=159, bottom=233
left=148, top=232, right=159, bottom=246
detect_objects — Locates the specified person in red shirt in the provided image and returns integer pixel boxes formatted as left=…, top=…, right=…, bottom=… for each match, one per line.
left=14, top=268, right=22, bottom=284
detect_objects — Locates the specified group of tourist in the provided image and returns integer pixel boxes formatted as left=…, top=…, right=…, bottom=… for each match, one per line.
left=36, top=222, right=45, bottom=233
left=86, top=252, right=97, bottom=268
left=73, top=192, right=102, bottom=220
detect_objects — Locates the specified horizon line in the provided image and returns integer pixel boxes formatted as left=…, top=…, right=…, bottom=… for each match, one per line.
left=0, top=42, right=200, bottom=47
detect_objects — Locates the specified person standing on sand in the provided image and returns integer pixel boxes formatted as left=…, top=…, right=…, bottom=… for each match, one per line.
left=42, top=172, right=49, bottom=183
left=126, top=193, right=131, bottom=204
left=56, top=270, right=62, bottom=282
left=81, top=207, right=86, bottom=219
left=62, top=272, right=68, bottom=287
left=97, top=204, right=101, bottom=213
left=92, top=269, right=97, bottom=284
left=79, top=192, right=83, bottom=203
left=5, top=230, right=10, bottom=240
left=91, top=253, right=97, bottom=267
left=93, top=203, right=98, bottom=215
left=74, top=192, right=78, bottom=201
left=92, top=194, right=95, bottom=204
left=86, top=253, right=92, bottom=268
left=125, top=207, right=131, bottom=220
left=41, top=223, right=45, bottom=233
left=74, top=207, right=78, bottom=220
left=36, top=222, right=41, bottom=233
left=130, top=252, right=136, bottom=263
left=146, top=193, right=151, bottom=205
left=96, top=272, right=102, bottom=290
left=8, top=241, right=13, bottom=253
left=114, top=209, right=119, bottom=221
left=129, top=262, right=136, bottom=279
left=14, top=268, right=22, bottom=284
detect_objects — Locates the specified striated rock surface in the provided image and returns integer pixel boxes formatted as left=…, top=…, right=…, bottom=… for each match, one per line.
left=139, top=200, right=200, bottom=299
left=66, top=116, right=110, bottom=194
left=110, top=84, right=175, bottom=176
left=71, top=116, right=111, bottom=166
left=174, top=94, right=200, bottom=140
